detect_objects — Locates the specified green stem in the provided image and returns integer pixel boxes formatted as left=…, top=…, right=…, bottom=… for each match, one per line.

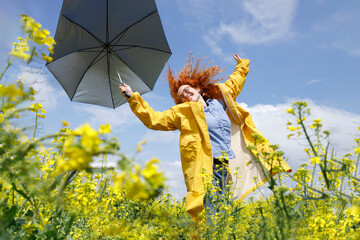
left=298, top=108, right=331, bottom=190
left=0, top=57, right=14, bottom=81
left=59, top=170, right=77, bottom=197
left=279, top=191, right=290, bottom=221
left=339, top=175, right=344, bottom=194
left=310, top=163, right=316, bottom=188
left=26, top=46, right=36, bottom=64
left=33, top=114, right=38, bottom=139
left=355, top=153, right=360, bottom=179
left=12, top=188, right=15, bottom=205
left=298, top=110, right=317, bottom=158
left=55, top=171, right=77, bottom=212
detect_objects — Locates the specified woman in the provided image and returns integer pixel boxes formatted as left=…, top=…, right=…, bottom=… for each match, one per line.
left=119, top=54, right=291, bottom=220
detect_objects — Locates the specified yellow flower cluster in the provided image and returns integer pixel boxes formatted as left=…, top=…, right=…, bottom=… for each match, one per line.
left=310, top=156, right=321, bottom=164
left=136, top=140, right=147, bottom=153
left=9, top=15, right=55, bottom=63
left=30, top=103, right=47, bottom=118
left=114, top=158, right=166, bottom=200
left=9, top=37, right=31, bottom=61
left=56, top=123, right=107, bottom=172
left=0, top=83, right=24, bottom=101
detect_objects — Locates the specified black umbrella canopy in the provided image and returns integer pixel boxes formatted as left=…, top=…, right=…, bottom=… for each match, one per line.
left=46, top=0, right=171, bottom=108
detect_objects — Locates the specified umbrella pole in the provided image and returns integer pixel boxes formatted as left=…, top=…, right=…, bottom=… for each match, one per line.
left=110, top=54, right=130, bottom=98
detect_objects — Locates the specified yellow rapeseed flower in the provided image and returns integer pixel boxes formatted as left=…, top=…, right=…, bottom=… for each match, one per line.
left=310, top=157, right=321, bottom=164
left=62, top=120, right=70, bottom=126
left=286, top=108, right=295, bottom=115
left=355, top=147, right=360, bottom=155
left=74, top=123, right=101, bottom=152
left=314, top=118, right=321, bottom=123
left=141, top=158, right=159, bottom=179
left=99, top=124, right=111, bottom=134
left=136, top=140, right=147, bottom=153
left=41, top=53, right=53, bottom=63
left=349, top=205, right=360, bottom=216
left=9, top=37, right=31, bottom=61
left=30, top=103, right=44, bottom=112
left=287, top=126, right=299, bottom=131
left=0, top=84, right=24, bottom=98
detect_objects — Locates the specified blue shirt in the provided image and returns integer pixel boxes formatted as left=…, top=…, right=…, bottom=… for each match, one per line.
left=204, top=99, right=235, bottom=159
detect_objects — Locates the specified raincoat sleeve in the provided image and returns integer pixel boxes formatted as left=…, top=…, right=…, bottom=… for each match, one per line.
left=223, top=58, right=250, bottom=100
left=127, top=92, right=178, bottom=131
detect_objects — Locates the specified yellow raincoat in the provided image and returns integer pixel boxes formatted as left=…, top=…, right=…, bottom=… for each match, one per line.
left=126, top=59, right=292, bottom=219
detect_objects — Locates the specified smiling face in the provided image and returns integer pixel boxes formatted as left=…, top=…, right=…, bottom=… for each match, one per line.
left=177, top=85, right=202, bottom=103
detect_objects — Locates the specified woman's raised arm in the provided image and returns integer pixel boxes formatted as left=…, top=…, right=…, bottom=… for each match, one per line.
left=119, top=84, right=178, bottom=131
left=222, top=54, right=250, bottom=100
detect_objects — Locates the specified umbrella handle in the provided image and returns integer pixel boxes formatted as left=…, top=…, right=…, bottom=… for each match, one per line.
left=120, top=83, right=131, bottom=98
left=123, top=91, right=131, bottom=98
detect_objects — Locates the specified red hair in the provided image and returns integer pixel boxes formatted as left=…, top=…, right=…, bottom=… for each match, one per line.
left=167, top=54, right=224, bottom=104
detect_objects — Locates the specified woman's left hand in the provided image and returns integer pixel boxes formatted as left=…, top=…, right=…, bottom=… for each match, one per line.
left=233, top=54, right=241, bottom=61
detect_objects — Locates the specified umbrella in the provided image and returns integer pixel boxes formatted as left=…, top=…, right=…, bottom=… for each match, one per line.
left=46, top=0, right=171, bottom=108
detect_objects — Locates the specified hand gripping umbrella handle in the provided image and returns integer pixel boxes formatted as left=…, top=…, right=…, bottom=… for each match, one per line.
left=122, top=86, right=131, bottom=98
left=123, top=92, right=131, bottom=98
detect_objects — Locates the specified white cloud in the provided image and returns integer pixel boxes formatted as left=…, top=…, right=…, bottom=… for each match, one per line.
left=176, top=0, right=238, bottom=28
left=306, top=79, right=323, bottom=85
left=159, top=161, right=186, bottom=199
left=242, top=101, right=308, bottom=166
left=202, top=0, right=298, bottom=60
left=80, top=104, right=139, bottom=130
left=143, top=130, right=179, bottom=144
left=142, top=92, right=167, bottom=102
left=202, top=35, right=234, bottom=64
left=225, top=0, right=297, bottom=44
left=176, top=0, right=298, bottom=61
left=21, top=67, right=60, bottom=110
left=246, top=99, right=360, bottom=169
left=332, top=41, right=360, bottom=57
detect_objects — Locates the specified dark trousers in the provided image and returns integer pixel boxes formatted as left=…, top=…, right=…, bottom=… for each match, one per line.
left=203, top=158, right=229, bottom=219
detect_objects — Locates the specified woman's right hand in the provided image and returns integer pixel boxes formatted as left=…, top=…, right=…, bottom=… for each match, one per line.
left=119, top=83, right=133, bottom=98
left=233, top=53, right=241, bottom=62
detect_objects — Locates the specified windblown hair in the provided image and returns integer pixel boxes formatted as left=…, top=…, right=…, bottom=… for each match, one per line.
left=167, top=54, right=224, bottom=104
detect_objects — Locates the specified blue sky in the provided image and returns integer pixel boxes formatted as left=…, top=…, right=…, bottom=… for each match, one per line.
left=1, top=0, right=360, bottom=198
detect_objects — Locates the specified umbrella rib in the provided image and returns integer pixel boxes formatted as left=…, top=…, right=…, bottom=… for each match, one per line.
left=63, top=14, right=104, bottom=46
left=106, top=0, right=109, bottom=44
left=106, top=0, right=116, bottom=108
left=88, top=52, right=107, bottom=69
left=109, top=10, right=158, bottom=45
left=109, top=46, right=134, bottom=51
left=77, top=46, right=104, bottom=52
left=46, top=47, right=106, bottom=66
left=70, top=50, right=106, bottom=100
left=78, top=50, right=106, bottom=53
left=110, top=31, right=127, bottom=51
left=111, top=45, right=171, bottom=54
